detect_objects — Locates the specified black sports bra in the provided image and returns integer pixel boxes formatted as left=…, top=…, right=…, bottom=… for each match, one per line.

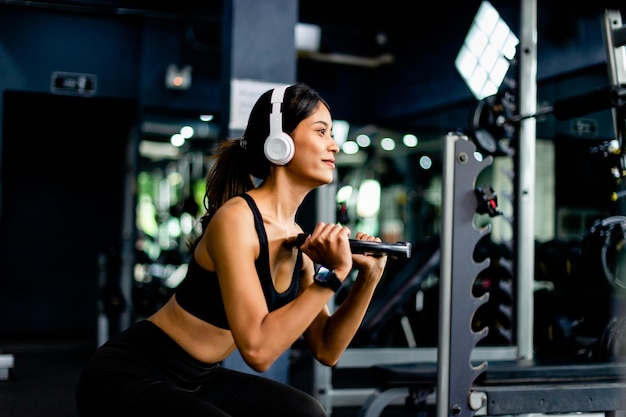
left=175, top=193, right=302, bottom=330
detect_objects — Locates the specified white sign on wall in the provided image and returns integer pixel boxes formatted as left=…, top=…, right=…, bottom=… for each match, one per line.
left=229, top=78, right=289, bottom=132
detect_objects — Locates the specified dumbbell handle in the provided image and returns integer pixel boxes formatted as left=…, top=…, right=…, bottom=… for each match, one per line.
left=286, top=233, right=412, bottom=259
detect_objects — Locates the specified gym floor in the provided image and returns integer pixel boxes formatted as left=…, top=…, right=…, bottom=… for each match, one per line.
left=0, top=336, right=91, bottom=417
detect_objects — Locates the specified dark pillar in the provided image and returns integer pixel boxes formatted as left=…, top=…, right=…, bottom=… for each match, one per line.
left=220, top=0, right=297, bottom=138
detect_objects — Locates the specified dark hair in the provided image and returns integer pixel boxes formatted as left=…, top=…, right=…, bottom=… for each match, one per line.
left=199, top=82, right=330, bottom=230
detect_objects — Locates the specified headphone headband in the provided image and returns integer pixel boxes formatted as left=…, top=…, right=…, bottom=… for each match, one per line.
left=269, top=85, right=287, bottom=137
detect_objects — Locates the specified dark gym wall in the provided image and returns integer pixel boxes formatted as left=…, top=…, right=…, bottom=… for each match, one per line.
left=0, top=91, right=137, bottom=338
left=0, top=5, right=223, bottom=340
left=0, top=5, right=224, bottom=153
left=0, top=8, right=142, bottom=341
left=0, top=8, right=140, bottom=99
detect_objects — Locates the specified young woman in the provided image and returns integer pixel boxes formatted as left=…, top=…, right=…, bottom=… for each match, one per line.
left=76, top=82, right=388, bottom=416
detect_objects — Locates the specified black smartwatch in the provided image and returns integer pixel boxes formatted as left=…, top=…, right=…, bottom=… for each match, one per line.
left=313, top=266, right=343, bottom=292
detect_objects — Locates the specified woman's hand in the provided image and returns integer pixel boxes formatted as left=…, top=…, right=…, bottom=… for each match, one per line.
left=298, top=222, right=353, bottom=279
left=350, top=232, right=388, bottom=280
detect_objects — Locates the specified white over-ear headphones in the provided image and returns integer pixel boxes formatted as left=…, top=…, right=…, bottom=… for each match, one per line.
left=264, top=85, right=295, bottom=165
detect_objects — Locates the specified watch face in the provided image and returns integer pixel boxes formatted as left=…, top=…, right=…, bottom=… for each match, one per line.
left=315, top=266, right=332, bottom=283
left=314, top=266, right=342, bottom=292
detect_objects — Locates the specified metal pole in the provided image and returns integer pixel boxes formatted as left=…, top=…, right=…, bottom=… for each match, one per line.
left=436, top=133, right=456, bottom=417
left=515, top=0, right=538, bottom=360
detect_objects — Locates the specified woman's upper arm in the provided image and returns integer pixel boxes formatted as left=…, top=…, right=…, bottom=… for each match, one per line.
left=204, top=200, right=269, bottom=339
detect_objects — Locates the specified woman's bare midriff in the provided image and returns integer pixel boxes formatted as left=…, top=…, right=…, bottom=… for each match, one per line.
left=148, top=294, right=237, bottom=364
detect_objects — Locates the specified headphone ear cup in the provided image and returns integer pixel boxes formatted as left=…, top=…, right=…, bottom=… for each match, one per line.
left=264, top=132, right=295, bottom=165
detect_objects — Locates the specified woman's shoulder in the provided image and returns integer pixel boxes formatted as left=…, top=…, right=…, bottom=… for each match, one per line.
left=204, top=195, right=259, bottom=253
left=218, top=194, right=251, bottom=212
left=208, top=195, right=254, bottom=230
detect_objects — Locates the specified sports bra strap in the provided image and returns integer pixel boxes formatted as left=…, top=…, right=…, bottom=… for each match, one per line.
left=240, top=193, right=271, bottom=273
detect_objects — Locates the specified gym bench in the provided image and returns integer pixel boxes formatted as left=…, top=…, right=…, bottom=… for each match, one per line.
left=358, top=358, right=626, bottom=417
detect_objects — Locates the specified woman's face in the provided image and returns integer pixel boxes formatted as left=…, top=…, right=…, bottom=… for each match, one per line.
left=288, top=102, right=339, bottom=185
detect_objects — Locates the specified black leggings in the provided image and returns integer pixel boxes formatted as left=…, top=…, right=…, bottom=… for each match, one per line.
left=75, top=320, right=327, bottom=417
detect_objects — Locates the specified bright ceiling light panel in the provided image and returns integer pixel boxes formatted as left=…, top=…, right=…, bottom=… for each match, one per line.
left=455, top=1, right=519, bottom=100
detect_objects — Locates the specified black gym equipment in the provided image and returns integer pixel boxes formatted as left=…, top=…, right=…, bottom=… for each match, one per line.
left=582, top=215, right=626, bottom=290
left=351, top=235, right=440, bottom=347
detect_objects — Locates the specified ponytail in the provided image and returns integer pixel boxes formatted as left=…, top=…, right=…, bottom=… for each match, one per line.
left=200, top=139, right=255, bottom=231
